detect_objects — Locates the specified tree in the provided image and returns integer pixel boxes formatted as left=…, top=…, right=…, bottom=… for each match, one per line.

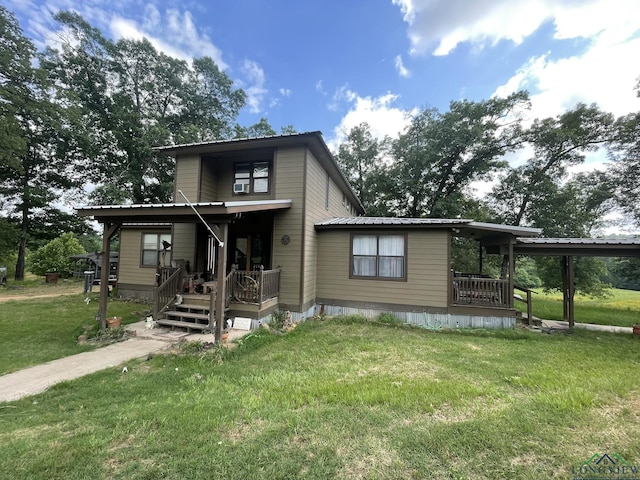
left=491, top=103, right=615, bottom=227
left=234, top=117, right=277, bottom=138
left=27, top=232, right=86, bottom=278
left=387, top=92, right=529, bottom=218
left=335, top=123, right=389, bottom=215
left=44, top=12, right=246, bottom=205
left=610, top=80, right=640, bottom=224
left=0, top=6, right=82, bottom=280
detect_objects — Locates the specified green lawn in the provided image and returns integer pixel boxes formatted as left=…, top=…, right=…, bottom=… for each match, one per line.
left=518, top=287, right=640, bottom=327
left=0, top=293, right=149, bottom=375
left=1, top=316, right=639, bottom=479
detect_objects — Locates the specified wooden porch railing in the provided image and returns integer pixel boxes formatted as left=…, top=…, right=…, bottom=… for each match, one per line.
left=228, top=268, right=281, bottom=305
left=153, top=266, right=184, bottom=321
left=453, top=275, right=510, bottom=308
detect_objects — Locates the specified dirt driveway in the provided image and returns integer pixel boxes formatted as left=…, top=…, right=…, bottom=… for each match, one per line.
left=0, top=282, right=90, bottom=303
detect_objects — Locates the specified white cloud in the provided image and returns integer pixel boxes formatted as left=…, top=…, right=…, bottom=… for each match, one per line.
left=328, top=91, right=417, bottom=151
left=279, top=88, right=292, bottom=97
left=494, top=37, right=640, bottom=120
left=239, top=59, right=268, bottom=114
left=109, top=7, right=227, bottom=68
left=316, top=80, right=327, bottom=95
left=393, top=0, right=640, bottom=56
left=13, top=1, right=228, bottom=68
left=394, top=55, right=410, bottom=77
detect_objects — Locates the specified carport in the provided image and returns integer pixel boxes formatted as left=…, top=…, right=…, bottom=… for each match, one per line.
left=513, top=238, right=640, bottom=328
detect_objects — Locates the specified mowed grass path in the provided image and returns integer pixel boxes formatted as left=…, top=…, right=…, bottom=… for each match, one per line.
left=1, top=317, right=639, bottom=479
left=521, top=287, right=640, bottom=327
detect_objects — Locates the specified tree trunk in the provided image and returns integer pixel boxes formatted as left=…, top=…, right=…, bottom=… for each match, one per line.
left=15, top=210, right=28, bottom=281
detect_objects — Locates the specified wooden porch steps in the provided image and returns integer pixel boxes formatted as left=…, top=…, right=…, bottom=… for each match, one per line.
left=155, top=319, right=211, bottom=332
left=156, top=294, right=211, bottom=332
left=155, top=294, right=230, bottom=333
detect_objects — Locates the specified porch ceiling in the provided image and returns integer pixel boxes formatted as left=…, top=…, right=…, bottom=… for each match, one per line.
left=76, top=199, right=292, bottom=224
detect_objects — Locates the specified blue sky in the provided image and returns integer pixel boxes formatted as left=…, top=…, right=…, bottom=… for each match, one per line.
left=10, top=0, right=640, bottom=152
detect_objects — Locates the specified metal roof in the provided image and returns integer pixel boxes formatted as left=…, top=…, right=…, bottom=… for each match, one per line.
left=152, top=131, right=322, bottom=153
left=516, top=237, right=640, bottom=245
left=315, top=217, right=541, bottom=239
left=514, top=237, right=640, bottom=257
left=316, top=217, right=472, bottom=227
left=76, top=200, right=292, bottom=224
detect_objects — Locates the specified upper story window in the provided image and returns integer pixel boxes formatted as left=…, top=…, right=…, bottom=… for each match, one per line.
left=351, top=233, right=406, bottom=280
left=234, top=161, right=270, bottom=194
left=142, top=233, right=172, bottom=267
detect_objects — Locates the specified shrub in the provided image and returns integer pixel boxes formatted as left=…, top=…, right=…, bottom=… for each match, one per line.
left=27, top=232, right=86, bottom=277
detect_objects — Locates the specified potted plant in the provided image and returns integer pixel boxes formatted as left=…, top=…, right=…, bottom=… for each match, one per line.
left=107, top=316, right=122, bottom=328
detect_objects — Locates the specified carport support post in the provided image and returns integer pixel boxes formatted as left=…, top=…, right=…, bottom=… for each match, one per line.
left=98, top=222, right=120, bottom=330
left=214, top=223, right=228, bottom=343
left=561, top=256, right=576, bottom=329
left=508, top=240, right=515, bottom=309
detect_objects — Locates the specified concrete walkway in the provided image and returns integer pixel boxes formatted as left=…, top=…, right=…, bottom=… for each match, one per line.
left=540, top=319, right=634, bottom=334
left=0, top=322, right=247, bottom=403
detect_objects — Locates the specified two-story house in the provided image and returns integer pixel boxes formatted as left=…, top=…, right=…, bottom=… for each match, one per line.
left=78, top=131, right=544, bottom=341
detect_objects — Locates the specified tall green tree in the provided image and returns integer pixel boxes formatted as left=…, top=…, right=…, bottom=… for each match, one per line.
left=336, top=123, right=389, bottom=215
left=610, top=80, right=640, bottom=224
left=0, top=6, right=81, bottom=280
left=491, top=103, right=614, bottom=227
left=44, top=12, right=246, bottom=205
left=387, top=92, right=529, bottom=218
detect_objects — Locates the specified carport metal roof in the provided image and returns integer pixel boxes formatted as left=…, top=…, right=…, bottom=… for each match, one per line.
left=514, top=237, right=640, bottom=257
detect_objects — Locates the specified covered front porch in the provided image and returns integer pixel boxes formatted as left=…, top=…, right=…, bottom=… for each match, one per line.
left=76, top=199, right=291, bottom=342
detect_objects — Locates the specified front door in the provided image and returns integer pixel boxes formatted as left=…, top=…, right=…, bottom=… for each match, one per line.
left=233, top=234, right=270, bottom=271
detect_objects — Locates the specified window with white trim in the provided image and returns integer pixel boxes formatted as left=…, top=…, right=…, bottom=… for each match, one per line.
left=142, top=233, right=172, bottom=267
left=351, top=234, right=406, bottom=279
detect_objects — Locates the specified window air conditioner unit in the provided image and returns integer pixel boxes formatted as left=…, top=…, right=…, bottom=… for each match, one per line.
left=233, top=182, right=248, bottom=194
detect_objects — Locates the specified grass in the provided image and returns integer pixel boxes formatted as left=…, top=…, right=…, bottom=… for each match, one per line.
left=519, top=287, right=640, bottom=327
left=1, top=315, right=639, bottom=479
left=0, top=290, right=150, bottom=375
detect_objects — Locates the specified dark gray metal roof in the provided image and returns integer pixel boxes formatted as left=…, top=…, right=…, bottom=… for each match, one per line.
left=153, top=131, right=321, bottom=153
left=315, top=217, right=542, bottom=239
left=76, top=200, right=292, bottom=224
left=516, top=237, right=640, bottom=245
left=514, top=237, right=640, bottom=257
left=316, top=217, right=472, bottom=227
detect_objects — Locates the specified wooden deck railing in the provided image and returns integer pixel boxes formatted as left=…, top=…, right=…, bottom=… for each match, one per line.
left=229, top=268, right=281, bottom=305
left=453, top=275, right=510, bottom=308
left=153, top=266, right=184, bottom=320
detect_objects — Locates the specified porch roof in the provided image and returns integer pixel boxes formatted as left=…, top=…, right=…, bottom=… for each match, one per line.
left=315, top=217, right=541, bottom=239
left=76, top=199, right=292, bottom=224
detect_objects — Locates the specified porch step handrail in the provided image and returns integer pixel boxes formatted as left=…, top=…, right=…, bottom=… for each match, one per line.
left=153, top=266, right=184, bottom=321
left=514, top=284, right=537, bottom=325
